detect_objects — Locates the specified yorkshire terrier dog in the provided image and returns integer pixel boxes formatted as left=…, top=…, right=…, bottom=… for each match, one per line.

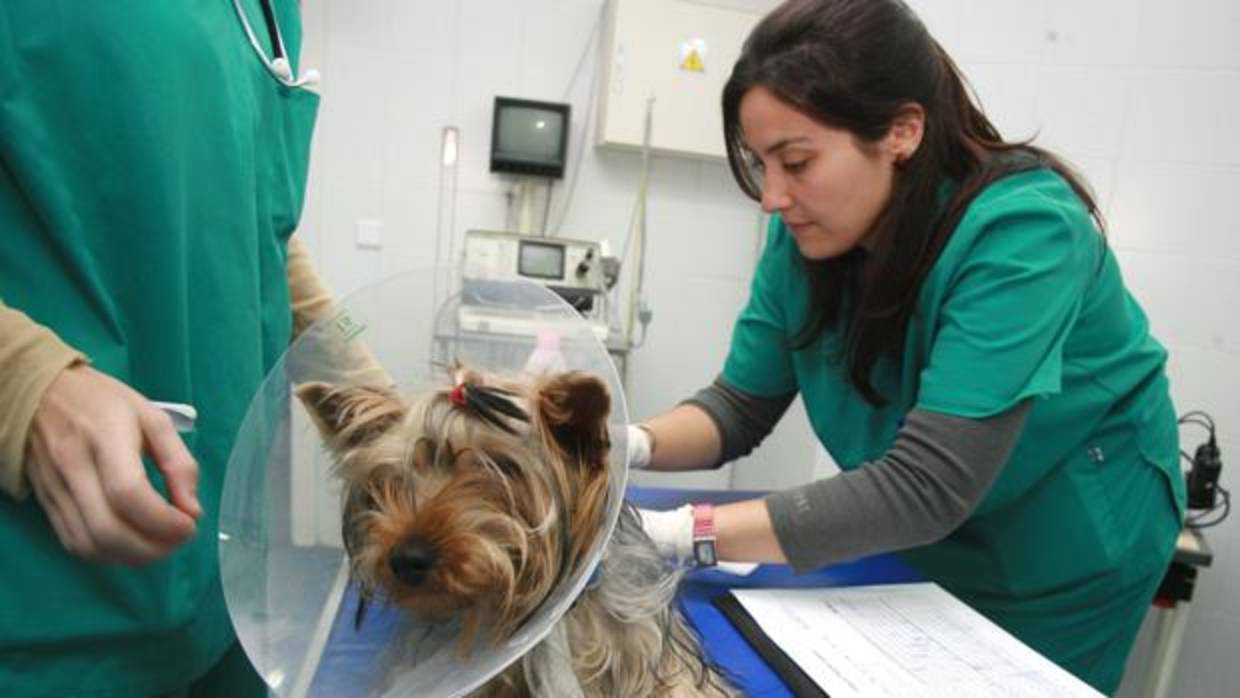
left=297, top=366, right=734, bottom=697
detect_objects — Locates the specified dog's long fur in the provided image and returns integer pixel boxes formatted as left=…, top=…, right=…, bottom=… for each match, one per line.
left=298, top=367, right=734, bottom=697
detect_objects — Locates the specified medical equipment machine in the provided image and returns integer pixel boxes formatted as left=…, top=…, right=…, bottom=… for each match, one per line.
left=459, top=230, right=610, bottom=342
left=490, top=97, right=571, bottom=179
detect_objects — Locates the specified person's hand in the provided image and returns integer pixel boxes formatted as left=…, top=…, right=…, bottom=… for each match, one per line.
left=636, top=505, right=694, bottom=566
left=26, top=365, right=201, bottom=565
left=626, top=424, right=653, bottom=469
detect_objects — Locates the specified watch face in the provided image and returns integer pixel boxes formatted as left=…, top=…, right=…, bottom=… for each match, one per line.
left=694, top=539, right=718, bottom=567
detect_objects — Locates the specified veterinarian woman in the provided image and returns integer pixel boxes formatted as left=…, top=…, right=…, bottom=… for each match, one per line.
left=0, top=3, right=358, bottom=695
left=631, top=0, right=1185, bottom=693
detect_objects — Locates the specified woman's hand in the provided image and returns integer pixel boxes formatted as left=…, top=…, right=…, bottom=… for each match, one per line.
left=639, top=500, right=787, bottom=566
left=27, top=365, right=200, bottom=565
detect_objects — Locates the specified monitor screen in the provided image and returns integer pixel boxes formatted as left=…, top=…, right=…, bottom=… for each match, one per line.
left=518, top=240, right=565, bottom=280
left=491, top=98, right=570, bottom=178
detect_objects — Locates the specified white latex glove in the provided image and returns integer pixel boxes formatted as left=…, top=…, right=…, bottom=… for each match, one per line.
left=636, top=505, right=694, bottom=566
left=626, top=424, right=652, bottom=469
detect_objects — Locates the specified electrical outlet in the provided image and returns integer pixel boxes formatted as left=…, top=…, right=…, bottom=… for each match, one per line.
left=355, top=219, right=384, bottom=249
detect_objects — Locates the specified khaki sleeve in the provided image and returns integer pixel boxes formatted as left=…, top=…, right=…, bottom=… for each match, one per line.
left=285, top=236, right=393, bottom=387
left=287, top=235, right=336, bottom=340
left=0, top=301, right=87, bottom=499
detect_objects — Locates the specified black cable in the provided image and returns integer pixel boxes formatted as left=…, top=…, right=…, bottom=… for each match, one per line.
left=1179, top=409, right=1226, bottom=521
left=1179, top=411, right=1216, bottom=429
left=1179, top=417, right=1214, bottom=433
left=258, top=0, right=284, bottom=60
left=1187, top=486, right=1230, bottom=529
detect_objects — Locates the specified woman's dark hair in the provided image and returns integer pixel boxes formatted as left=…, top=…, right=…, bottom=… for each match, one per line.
left=722, top=0, right=1102, bottom=405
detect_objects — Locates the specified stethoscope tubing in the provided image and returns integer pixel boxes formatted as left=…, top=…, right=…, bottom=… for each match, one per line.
left=232, top=0, right=319, bottom=88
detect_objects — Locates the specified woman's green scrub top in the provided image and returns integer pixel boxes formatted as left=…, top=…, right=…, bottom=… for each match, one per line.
left=0, top=2, right=317, bottom=696
left=724, top=168, right=1185, bottom=692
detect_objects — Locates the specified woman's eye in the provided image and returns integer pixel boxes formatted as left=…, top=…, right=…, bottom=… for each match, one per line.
left=783, top=160, right=808, bottom=174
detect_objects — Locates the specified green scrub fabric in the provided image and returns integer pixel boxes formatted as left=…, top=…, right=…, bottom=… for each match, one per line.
left=0, top=2, right=317, bottom=696
left=724, top=168, right=1185, bottom=693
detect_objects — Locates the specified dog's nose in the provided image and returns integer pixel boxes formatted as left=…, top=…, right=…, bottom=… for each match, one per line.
left=389, top=537, right=437, bottom=587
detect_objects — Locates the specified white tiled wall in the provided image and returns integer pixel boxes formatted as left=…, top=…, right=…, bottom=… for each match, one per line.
left=300, top=1, right=1238, bottom=694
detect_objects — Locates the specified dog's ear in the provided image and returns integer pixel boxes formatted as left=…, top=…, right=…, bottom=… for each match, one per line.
left=532, top=372, right=611, bottom=471
left=296, top=382, right=408, bottom=454
left=533, top=373, right=613, bottom=570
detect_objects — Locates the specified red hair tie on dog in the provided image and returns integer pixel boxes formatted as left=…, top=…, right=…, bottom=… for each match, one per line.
left=449, top=383, right=467, bottom=407
left=448, top=379, right=529, bottom=434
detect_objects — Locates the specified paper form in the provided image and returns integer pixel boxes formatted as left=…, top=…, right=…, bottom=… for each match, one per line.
left=731, top=583, right=1103, bottom=697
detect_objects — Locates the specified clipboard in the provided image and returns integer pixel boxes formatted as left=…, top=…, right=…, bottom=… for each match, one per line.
left=713, top=592, right=829, bottom=698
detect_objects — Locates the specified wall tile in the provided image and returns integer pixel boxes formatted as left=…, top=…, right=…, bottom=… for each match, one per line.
left=959, top=62, right=1041, bottom=142
left=730, top=398, right=820, bottom=492
left=623, top=274, right=747, bottom=416
left=1109, top=162, right=1240, bottom=261
left=948, top=0, right=1049, bottom=64
left=1117, top=250, right=1240, bottom=354
left=1138, top=0, right=1240, bottom=69
left=1066, top=156, right=1115, bottom=215
left=516, top=0, right=607, bottom=99
left=643, top=201, right=764, bottom=284
left=904, top=0, right=965, bottom=57
left=1033, top=66, right=1132, bottom=160
left=1165, top=343, right=1240, bottom=450
left=1041, top=0, right=1145, bottom=66
left=1124, top=68, right=1240, bottom=165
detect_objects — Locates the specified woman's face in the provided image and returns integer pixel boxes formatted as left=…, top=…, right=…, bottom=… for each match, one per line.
left=739, top=86, right=912, bottom=260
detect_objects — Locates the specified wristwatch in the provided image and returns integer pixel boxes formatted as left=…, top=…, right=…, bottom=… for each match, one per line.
left=691, top=503, right=718, bottom=567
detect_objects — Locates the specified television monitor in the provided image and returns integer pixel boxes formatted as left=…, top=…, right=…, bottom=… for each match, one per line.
left=517, top=239, right=566, bottom=280
left=490, top=97, right=570, bottom=179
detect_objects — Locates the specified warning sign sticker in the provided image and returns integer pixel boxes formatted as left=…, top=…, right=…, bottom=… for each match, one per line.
left=679, top=38, right=708, bottom=74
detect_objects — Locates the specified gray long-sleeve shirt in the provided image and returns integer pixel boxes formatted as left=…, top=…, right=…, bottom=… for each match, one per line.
left=684, top=378, right=1030, bottom=573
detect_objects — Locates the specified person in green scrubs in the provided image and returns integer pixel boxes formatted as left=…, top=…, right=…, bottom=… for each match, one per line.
left=628, top=0, right=1185, bottom=693
left=0, top=2, right=319, bottom=696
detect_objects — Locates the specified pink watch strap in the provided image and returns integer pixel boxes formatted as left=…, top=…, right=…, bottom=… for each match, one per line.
left=691, top=503, right=718, bottom=567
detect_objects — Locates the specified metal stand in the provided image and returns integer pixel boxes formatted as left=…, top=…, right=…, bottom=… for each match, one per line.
left=515, top=178, right=539, bottom=235
left=1141, top=528, right=1213, bottom=698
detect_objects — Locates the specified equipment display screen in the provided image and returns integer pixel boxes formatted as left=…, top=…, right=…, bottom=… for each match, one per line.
left=495, top=107, right=565, bottom=165
left=490, top=98, right=570, bottom=178
left=518, top=241, right=565, bottom=280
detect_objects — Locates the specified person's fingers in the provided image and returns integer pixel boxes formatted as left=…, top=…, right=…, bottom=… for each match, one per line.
left=139, top=407, right=201, bottom=519
left=30, top=476, right=80, bottom=556
left=28, top=438, right=94, bottom=559
left=93, top=438, right=197, bottom=546
left=28, top=364, right=198, bottom=565
left=57, top=449, right=179, bottom=565
left=28, top=458, right=72, bottom=546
